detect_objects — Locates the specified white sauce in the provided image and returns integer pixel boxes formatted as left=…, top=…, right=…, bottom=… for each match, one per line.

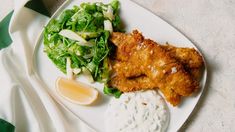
left=105, top=90, right=169, bottom=132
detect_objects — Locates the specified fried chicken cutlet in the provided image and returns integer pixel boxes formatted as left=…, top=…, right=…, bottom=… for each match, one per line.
left=162, top=44, right=203, bottom=80
left=108, top=30, right=203, bottom=106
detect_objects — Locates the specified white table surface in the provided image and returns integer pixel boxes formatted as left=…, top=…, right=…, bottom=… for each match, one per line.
left=1, top=0, right=235, bottom=131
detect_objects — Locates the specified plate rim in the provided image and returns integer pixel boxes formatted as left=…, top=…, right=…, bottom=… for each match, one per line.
left=32, top=0, right=208, bottom=131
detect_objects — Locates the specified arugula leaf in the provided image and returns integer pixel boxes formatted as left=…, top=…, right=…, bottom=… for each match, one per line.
left=46, top=19, right=61, bottom=33
left=111, top=0, right=119, bottom=13
left=110, top=0, right=124, bottom=32
left=82, top=3, right=97, bottom=14
left=58, top=9, right=75, bottom=24
left=112, top=15, right=123, bottom=32
left=104, top=85, right=122, bottom=98
left=43, top=0, right=123, bottom=98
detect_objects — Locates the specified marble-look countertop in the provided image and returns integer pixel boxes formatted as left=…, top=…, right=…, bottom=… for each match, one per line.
left=1, top=0, right=235, bottom=131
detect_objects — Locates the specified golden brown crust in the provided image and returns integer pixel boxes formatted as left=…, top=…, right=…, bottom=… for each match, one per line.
left=162, top=44, right=204, bottom=80
left=108, top=30, right=203, bottom=106
left=162, top=44, right=204, bottom=69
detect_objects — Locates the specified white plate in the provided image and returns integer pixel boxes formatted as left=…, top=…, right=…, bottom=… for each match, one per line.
left=33, top=0, right=207, bottom=131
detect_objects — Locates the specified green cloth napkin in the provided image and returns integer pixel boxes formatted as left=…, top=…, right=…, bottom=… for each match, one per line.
left=0, top=11, right=15, bottom=127
left=24, top=0, right=50, bottom=17
left=0, top=0, right=51, bottom=50
left=0, top=119, right=15, bottom=132
left=0, top=11, right=13, bottom=50
left=0, top=2, right=50, bottom=130
left=0, top=1, right=51, bottom=130
left=0, top=11, right=15, bottom=132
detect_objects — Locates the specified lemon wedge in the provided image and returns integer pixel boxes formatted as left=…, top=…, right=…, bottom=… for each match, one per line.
left=56, top=77, right=99, bottom=105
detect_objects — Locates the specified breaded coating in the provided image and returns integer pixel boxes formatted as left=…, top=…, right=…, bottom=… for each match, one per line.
left=162, top=44, right=204, bottom=79
left=110, top=61, right=182, bottom=106
left=109, top=30, right=203, bottom=106
left=162, top=44, right=203, bottom=69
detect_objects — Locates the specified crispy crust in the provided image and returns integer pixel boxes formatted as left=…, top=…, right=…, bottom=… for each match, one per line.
left=108, top=30, right=203, bottom=106
left=162, top=44, right=204, bottom=80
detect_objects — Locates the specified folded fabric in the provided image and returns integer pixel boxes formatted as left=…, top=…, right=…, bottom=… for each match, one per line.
left=0, top=0, right=93, bottom=131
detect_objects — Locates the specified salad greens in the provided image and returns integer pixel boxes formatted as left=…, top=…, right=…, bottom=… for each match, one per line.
left=44, top=0, right=123, bottom=98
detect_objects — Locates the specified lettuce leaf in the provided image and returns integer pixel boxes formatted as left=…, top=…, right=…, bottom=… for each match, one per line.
left=104, top=85, right=122, bottom=98
left=43, top=0, right=123, bottom=97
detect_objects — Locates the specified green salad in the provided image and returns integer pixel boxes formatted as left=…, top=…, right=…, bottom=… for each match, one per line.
left=43, top=0, right=123, bottom=98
